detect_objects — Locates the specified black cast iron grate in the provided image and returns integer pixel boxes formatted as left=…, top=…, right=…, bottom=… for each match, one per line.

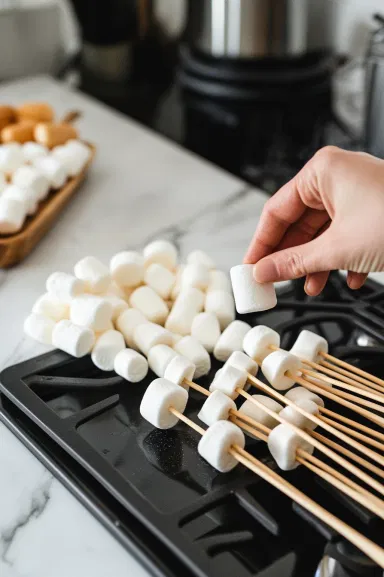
left=1, top=273, right=384, bottom=577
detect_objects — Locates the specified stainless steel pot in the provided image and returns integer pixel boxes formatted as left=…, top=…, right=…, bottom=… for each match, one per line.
left=186, top=0, right=309, bottom=59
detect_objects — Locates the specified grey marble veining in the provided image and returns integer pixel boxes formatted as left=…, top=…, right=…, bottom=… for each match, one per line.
left=0, top=76, right=268, bottom=577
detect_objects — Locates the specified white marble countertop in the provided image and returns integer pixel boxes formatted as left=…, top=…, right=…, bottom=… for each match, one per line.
left=0, top=76, right=270, bottom=577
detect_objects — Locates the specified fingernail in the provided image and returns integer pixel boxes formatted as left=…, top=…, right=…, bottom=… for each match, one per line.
left=305, top=277, right=315, bottom=295
left=253, top=259, right=277, bottom=283
left=348, top=277, right=359, bottom=290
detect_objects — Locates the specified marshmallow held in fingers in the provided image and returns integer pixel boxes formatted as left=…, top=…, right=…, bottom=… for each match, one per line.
left=2, top=185, right=38, bottom=216
left=52, top=320, right=95, bottom=357
left=207, top=270, right=232, bottom=294
left=181, top=263, right=210, bottom=291
left=70, top=295, right=113, bottom=331
left=164, top=355, right=195, bottom=389
left=12, top=165, right=50, bottom=200
left=279, top=399, right=320, bottom=431
left=116, top=308, right=148, bottom=348
left=205, top=290, right=235, bottom=331
left=165, top=287, right=204, bottom=335
left=230, top=264, right=277, bottom=314
left=23, top=141, right=48, bottom=163
left=74, top=256, right=111, bottom=294
left=239, top=395, right=283, bottom=435
left=174, top=336, right=211, bottom=379
left=243, top=325, right=280, bottom=362
left=198, top=421, right=245, bottom=473
left=143, top=240, right=177, bottom=270
left=224, top=351, right=258, bottom=377
left=187, top=249, right=215, bottom=270
left=0, top=143, right=24, bottom=174
left=198, top=390, right=236, bottom=427
left=214, top=320, right=251, bottom=362
left=46, top=272, right=85, bottom=303
left=33, top=156, right=67, bottom=189
left=24, top=313, right=56, bottom=345
left=261, top=350, right=301, bottom=391
left=114, top=348, right=148, bottom=382
left=32, top=293, right=69, bottom=321
left=133, top=322, right=173, bottom=356
left=110, top=251, right=144, bottom=288
left=0, top=198, right=26, bottom=233
left=91, top=330, right=125, bottom=371
left=148, top=344, right=178, bottom=377
left=129, top=286, right=169, bottom=325
left=191, top=312, right=221, bottom=353
left=268, top=423, right=314, bottom=471
left=285, top=386, right=324, bottom=407
left=140, top=378, right=188, bottom=429
left=290, top=330, right=328, bottom=363
left=144, top=263, right=175, bottom=299
left=209, top=364, right=247, bottom=400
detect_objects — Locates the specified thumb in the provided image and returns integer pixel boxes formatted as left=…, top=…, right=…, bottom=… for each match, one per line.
left=253, top=230, right=337, bottom=283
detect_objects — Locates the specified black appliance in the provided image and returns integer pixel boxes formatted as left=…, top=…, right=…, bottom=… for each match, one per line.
left=1, top=273, right=384, bottom=577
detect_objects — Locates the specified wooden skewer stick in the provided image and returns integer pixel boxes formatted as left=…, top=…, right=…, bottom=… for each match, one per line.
left=320, top=359, right=384, bottom=395
left=299, top=377, right=384, bottom=428
left=240, top=386, right=384, bottom=492
left=320, top=406, right=384, bottom=443
left=302, top=368, right=384, bottom=405
left=247, top=375, right=384, bottom=468
left=319, top=415, right=384, bottom=452
left=320, top=351, right=384, bottom=388
left=169, top=406, right=384, bottom=567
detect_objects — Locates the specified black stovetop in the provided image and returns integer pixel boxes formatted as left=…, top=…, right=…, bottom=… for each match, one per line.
left=1, top=274, right=384, bottom=577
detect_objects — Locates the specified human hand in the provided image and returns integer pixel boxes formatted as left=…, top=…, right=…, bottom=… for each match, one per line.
left=244, top=146, right=384, bottom=296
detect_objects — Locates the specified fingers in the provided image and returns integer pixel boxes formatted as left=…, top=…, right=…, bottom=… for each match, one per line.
left=305, top=272, right=330, bottom=296
left=347, top=271, right=368, bottom=290
left=277, top=208, right=330, bottom=251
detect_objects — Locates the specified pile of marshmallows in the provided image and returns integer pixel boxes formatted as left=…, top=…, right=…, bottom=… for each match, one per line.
left=0, top=139, right=91, bottom=234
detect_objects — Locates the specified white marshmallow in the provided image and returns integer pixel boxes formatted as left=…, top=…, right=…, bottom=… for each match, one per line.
left=239, top=394, right=283, bottom=431
left=0, top=198, right=26, bottom=233
left=164, top=355, right=195, bottom=389
left=91, top=330, right=125, bottom=371
left=101, top=294, right=128, bottom=322
left=165, top=288, right=204, bottom=335
left=171, top=265, right=184, bottom=300
left=144, top=263, right=175, bottom=299
left=174, top=336, right=211, bottom=379
left=290, top=330, right=329, bottom=363
left=140, top=378, right=188, bottom=429
left=23, top=141, right=48, bottom=163
left=143, top=240, right=177, bottom=270
left=24, top=313, right=55, bottom=345
left=243, top=325, right=280, bottom=362
left=134, top=322, right=173, bottom=356
left=209, top=364, right=247, bottom=400
left=0, top=143, right=23, bottom=174
left=268, top=423, right=314, bottom=471
left=52, top=320, right=95, bottom=357
left=148, top=344, right=178, bottom=377
left=114, top=348, right=148, bottom=382
left=191, top=312, right=221, bottom=353
left=110, top=251, right=144, bottom=288
left=65, top=140, right=91, bottom=165
left=52, top=145, right=85, bottom=177
left=32, top=293, right=69, bottom=321
left=70, top=295, right=113, bottom=331
left=187, top=249, right=215, bottom=270
left=224, top=351, right=258, bottom=377
left=279, top=399, right=319, bottom=431
left=33, top=156, right=67, bottom=189
left=285, top=386, right=324, bottom=407
left=207, top=269, right=232, bottom=294
left=262, top=350, right=301, bottom=391
left=0, top=171, right=6, bottom=192
left=105, top=282, right=126, bottom=299
left=2, top=184, right=38, bottom=216
left=230, top=264, right=277, bottom=314
left=116, top=308, right=148, bottom=348
left=198, top=390, right=236, bottom=427
left=181, top=263, right=210, bottom=291
left=74, top=256, right=111, bottom=294
left=204, top=290, right=235, bottom=330
left=198, top=421, right=245, bottom=473
left=213, top=320, right=251, bottom=362
left=12, top=165, right=50, bottom=201
left=46, top=272, right=85, bottom=303
left=129, top=286, right=169, bottom=325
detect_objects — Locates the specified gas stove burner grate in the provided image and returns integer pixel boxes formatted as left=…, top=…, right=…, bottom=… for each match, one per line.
left=1, top=273, right=384, bottom=577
